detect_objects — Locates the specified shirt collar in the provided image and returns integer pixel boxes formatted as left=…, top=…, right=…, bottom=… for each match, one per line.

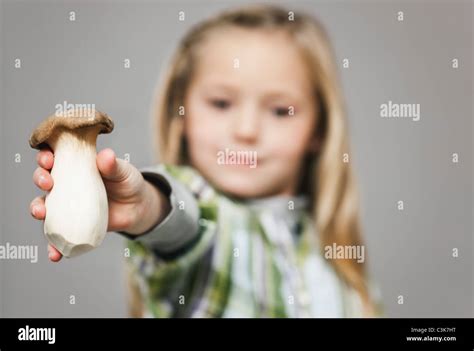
left=242, top=195, right=309, bottom=236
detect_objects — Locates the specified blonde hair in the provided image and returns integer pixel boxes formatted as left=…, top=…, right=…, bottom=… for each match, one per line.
left=131, top=4, right=374, bottom=316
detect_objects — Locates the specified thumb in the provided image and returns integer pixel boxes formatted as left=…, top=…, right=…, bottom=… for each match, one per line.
left=97, top=148, right=130, bottom=182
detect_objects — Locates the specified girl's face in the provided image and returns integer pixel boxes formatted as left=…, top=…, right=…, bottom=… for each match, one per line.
left=184, top=27, right=318, bottom=199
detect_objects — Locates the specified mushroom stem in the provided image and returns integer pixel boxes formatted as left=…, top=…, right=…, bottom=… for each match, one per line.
left=45, top=127, right=108, bottom=257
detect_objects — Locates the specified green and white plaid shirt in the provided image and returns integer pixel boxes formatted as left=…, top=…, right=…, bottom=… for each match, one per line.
left=125, top=164, right=376, bottom=318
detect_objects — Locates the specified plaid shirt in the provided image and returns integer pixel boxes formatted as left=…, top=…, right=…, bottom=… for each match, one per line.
left=125, top=165, right=376, bottom=318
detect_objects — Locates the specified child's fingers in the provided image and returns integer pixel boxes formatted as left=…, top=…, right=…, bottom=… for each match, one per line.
left=48, top=244, right=62, bottom=262
left=97, top=148, right=131, bottom=182
left=33, top=167, right=54, bottom=191
left=30, top=196, right=46, bottom=220
left=29, top=198, right=62, bottom=262
left=36, top=149, right=54, bottom=170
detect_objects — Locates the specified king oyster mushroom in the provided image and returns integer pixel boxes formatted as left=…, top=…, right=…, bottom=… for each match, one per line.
left=29, top=110, right=114, bottom=257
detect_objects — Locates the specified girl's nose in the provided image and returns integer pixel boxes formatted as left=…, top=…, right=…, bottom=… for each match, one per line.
left=233, top=104, right=260, bottom=143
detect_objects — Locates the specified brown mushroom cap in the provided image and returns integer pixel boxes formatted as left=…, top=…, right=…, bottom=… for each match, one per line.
left=29, top=110, right=114, bottom=149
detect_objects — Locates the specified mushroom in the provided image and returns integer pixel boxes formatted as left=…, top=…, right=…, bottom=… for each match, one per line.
left=29, top=110, right=114, bottom=257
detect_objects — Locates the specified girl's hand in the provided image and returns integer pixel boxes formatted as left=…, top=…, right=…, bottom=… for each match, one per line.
left=30, top=148, right=169, bottom=263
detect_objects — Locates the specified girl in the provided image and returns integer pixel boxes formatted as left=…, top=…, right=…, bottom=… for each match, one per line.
left=30, top=4, right=380, bottom=317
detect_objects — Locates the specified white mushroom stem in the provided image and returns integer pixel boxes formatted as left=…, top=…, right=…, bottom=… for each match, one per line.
left=44, top=127, right=108, bottom=257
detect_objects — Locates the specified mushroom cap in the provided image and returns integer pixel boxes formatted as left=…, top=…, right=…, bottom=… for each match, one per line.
left=29, top=110, right=114, bottom=149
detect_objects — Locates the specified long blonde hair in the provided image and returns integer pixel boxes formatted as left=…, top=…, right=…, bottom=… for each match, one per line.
left=130, top=4, right=374, bottom=316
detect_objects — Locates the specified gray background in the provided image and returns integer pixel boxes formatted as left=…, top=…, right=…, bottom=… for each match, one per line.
left=0, top=0, right=472, bottom=317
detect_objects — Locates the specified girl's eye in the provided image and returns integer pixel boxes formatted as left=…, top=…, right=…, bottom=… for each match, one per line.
left=210, top=99, right=231, bottom=110
left=272, top=107, right=291, bottom=117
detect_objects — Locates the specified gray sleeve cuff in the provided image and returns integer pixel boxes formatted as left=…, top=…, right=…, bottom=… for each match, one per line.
left=120, top=165, right=200, bottom=254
